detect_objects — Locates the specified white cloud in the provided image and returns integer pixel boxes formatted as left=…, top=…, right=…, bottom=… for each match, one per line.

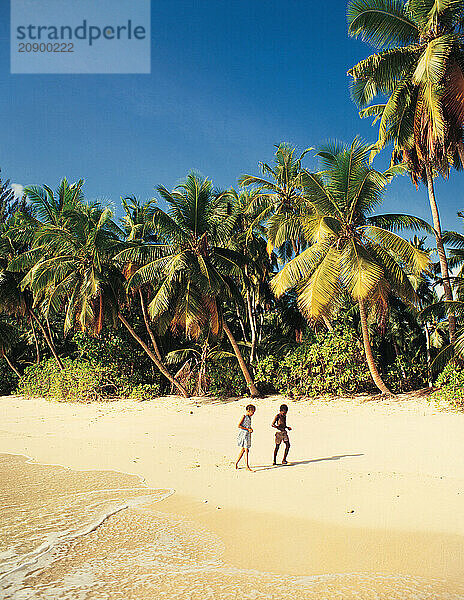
left=10, top=184, right=24, bottom=199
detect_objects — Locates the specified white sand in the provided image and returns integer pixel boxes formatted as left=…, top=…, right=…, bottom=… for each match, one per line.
left=2, top=391, right=464, bottom=580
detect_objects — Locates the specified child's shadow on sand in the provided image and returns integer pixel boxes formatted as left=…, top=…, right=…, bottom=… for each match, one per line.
left=253, top=453, right=364, bottom=471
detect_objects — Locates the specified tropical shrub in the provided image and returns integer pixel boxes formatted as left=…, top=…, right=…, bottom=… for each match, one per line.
left=17, top=358, right=120, bottom=401
left=74, top=330, right=146, bottom=370
left=0, top=361, right=18, bottom=395
left=433, top=364, right=464, bottom=408
left=254, top=355, right=281, bottom=394
left=17, top=351, right=165, bottom=402
left=73, top=330, right=165, bottom=393
left=129, top=382, right=163, bottom=401
left=268, top=328, right=373, bottom=397
left=207, top=360, right=248, bottom=397
left=384, top=356, right=428, bottom=393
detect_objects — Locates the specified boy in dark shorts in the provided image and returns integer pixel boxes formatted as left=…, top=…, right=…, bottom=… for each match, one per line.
left=272, top=404, right=292, bottom=465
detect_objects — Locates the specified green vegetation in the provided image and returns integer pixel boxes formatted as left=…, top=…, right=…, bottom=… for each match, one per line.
left=18, top=358, right=119, bottom=402
left=270, top=139, right=429, bottom=394
left=2, top=1, right=464, bottom=403
left=258, top=328, right=373, bottom=397
left=433, top=364, right=464, bottom=408
left=348, top=0, right=464, bottom=344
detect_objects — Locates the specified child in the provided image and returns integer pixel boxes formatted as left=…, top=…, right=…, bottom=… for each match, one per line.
left=235, top=404, right=256, bottom=471
left=272, top=404, right=292, bottom=465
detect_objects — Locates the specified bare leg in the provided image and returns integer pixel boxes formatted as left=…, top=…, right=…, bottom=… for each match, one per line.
left=236, top=448, right=245, bottom=469
left=273, top=444, right=280, bottom=465
left=245, top=448, right=253, bottom=472
left=282, top=441, right=290, bottom=464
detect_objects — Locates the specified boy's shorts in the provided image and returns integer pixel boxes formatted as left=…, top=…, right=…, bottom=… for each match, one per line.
left=275, top=430, right=289, bottom=444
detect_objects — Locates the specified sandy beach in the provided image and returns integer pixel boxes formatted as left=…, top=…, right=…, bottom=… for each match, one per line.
left=2, top=391, right=464, bottom=597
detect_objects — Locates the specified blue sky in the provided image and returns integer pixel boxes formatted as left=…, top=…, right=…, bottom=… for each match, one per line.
left=0, top=0, right=462, bottom=233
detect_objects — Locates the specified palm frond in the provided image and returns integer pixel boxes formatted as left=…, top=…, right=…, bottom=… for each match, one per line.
left=412, top=34, right=455, bottom=85
left=363, top=225, right=431, bottom=273
left=340, top=240, right=384, bottom=300
left=347, top=0, right=419, bottom=49
left=271, top=242, right=329, bottom=298
left=296, top=247, right=341, bottom=318
left=366, top=213, right=433, bottom=232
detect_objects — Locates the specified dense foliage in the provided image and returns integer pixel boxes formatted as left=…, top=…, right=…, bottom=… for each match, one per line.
left=18, top=358, right=120, bottom=402
left=0, top=360, right=18, bottom=395
left=256, top=328, right=373, bottom=397
left=0, top=149, right=459, bottom=403
left=433, top=364, right=464, bottom=408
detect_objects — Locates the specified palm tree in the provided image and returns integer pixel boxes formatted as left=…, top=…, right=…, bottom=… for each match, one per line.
left=119, top=196, right=165, bottom=361
left=0, top=270, right=61, bottom=368
left=9, top=178, right=85, bottom=246
left=12, top=202, right=123, bottom=333
left=411, top=223, right=464, bottom=373
left=0, top=170, right=22, bottom=224
left=12, top=195, right=189, bottom=397
left=239, top=143, right=312, bottom=258
left=417, top=217, right=464, bottom=372
left=347, top=0, right=464, bottom=343
left=0, top=179, right=47, bottom=367
left=2, top=178, right=88, bottom=367
left=166, top=340, right=236, bottom=395
left=1, top=212, right=62, bottom=369
left=271, top=139, right=431, bottom=394
left=122, top=172, right=260, bottom=397
left=226, top=188, right=277, bottom=363
left=406, top=235, right=445, bottom=385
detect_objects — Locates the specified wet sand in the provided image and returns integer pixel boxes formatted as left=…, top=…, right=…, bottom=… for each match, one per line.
left=158, top=493, right=464, bottom=582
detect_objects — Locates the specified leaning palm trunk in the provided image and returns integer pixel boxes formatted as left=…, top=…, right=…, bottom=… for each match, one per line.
left=4, top=355, right=21, bottom=378
left=425, top=166, right=456, bottom=344
left=424, top=323, right=432, bottom=388
left=197, top=340, right=209, bottom=395
left=138, top=289, right=162, bottom=361
left=358, top=299, right=391, bottom=395
left=30, top=318, right=41, bottom=364
left=222, top=321, right=260, bottom=398
left=235, top=303, right=249, bottom=344
left=28, top=309, right=63, bottom=370
left=118, top=313, right=189, bottom=398
left=246, top=290, right=258, bottom=364
left=322, top=316, right=333, bottom=332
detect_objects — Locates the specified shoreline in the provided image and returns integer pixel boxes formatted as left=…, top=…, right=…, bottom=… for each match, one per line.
left=2, top=392, right=464, bottom=584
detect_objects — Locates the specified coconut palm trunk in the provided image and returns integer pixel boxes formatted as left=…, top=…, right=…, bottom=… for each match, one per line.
left=425, top=165, right=456, bottom=344
left=197, top=340, right=209, bottom=395
left=30, top=318, right=41, bottom=364
left=245, top=290, right=258, bottom=363
left=322, top=316, right=333, bottom=331
left=235, top=303, right=249, bottom=344
left=28, top=309, right=63, bottom=370
left=424, top=323, right=432, bottom=388
left=138, top=289, right=162, bottom=361
left=118, top=313, right=189, bottom=397
left=358, top=299, right=391, bottom=395
left=4, top=355, right=21, bottom=378
left=222, top=321, right=260, bottom=398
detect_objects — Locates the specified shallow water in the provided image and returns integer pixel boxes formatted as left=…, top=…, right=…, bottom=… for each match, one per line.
left=1, top=453, right=464, bottom=600
left=0, top=454, right=171, bottom=598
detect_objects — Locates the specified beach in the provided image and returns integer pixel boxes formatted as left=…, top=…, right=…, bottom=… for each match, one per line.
left=2, top=391, right=464, bottom=598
